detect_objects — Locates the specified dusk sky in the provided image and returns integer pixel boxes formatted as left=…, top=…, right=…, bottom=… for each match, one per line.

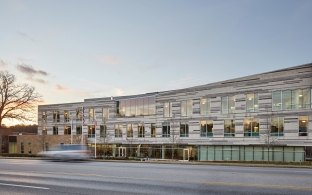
left=1, top=0, right=312, bottom=108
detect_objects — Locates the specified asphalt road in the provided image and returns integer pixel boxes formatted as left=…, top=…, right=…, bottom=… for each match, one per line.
left=0, top=158, right=311, bottom=195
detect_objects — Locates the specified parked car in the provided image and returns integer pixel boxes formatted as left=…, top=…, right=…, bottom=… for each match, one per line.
left=40, top=144, right=91, bottom=161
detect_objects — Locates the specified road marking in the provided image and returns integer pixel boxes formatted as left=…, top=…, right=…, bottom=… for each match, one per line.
left=0, top=182, right=49, bottom=190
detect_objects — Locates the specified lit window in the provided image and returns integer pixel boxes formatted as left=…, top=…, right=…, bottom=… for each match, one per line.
left=151, top=123, right=156, bottom=137
left=138, top=123, right=145, bottom=138
left=222, top=96, right=235, bottom=114
left=243, top=118, right=259, bottom=137
left=64, top=126, right=71, bottom=135
left=299, top=116, right=308, bottom=136
left=200, top=98, right=210, bottom=115
left=114, top=124, right=122, bottom=138
left=246, top=93, right=259, bottom=112
left=127, top=124, right=133, bottom=137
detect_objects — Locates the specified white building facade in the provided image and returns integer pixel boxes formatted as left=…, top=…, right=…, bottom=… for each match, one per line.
left=38, top=63, right=312, bottom=162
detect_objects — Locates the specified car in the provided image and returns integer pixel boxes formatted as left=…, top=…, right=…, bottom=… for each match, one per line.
left=40, top=144, right=91, bottom=161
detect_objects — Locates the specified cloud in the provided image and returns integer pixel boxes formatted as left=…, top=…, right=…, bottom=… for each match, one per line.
left=17, top=64, right=48, bottom=76
left=97, top=55, right=120, bottom=65
left=56, top=84, right=68, bottom=91
left=16, top=64, right=48, bottom=84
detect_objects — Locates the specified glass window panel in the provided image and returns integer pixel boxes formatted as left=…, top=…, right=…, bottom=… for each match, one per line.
left=224, top=119, right=235, bottom=137
left=302, top=89, right=310, bottom=109
left=180, top=123, right=189, bottom=137
left=181, top=101, right=187, bottom=116
left=272, top=91, right=282, bottom=111
left=162, top=122, right=170, bottom=137
left=164, top=102, right=172, bottom=117
left=103, top=108, right=109, bottom=120
left=151, top=123, right=156, bottom=137
left=130, top=99, right=136, bottom=116
left=127, top=124, right=133, bottom=137
left=200, top=98, right=209, bottom=115
left=221, top=97, right=228, bottom=114
left=143, top=97, right=149, bottom=115
left=299, top=116, right=308, bottom=136
left=125, top=100, right=130, bottom=117
left=187, top=100, right=193, bottom=116
left=120, top=100, right=125, bottom=116
left=148, top=97, right=156, bottom=115
left=246, top=94, right=254, bottom=112
left=292, top=89, right=301, bottom=109
left=254, top=94, right=259, bottom=111
left=229, top=96, right=235, bottom=113
left=282, top=90, right=292, bottom=110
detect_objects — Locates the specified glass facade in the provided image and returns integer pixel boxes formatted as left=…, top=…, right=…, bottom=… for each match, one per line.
left=200, top=120, right=213, bottom=137
left=243, top=118, right=259, bottom=137
left=118, top=96, right=156, bottom=117
left=273, top=88, right=311, bottom=111
left=224, top=119, right=235, bottom=137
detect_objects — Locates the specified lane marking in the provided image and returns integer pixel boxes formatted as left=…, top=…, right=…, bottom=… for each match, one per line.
left=0, top=182, right=49, bottom=190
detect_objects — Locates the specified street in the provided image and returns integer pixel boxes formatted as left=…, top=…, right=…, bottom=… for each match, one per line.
left=0, top=158, right=311, bottom=194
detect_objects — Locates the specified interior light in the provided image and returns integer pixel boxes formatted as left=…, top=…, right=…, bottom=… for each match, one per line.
left=299, top=94, right=303, bottom=97
left=302, top=120, right=306, bottom=123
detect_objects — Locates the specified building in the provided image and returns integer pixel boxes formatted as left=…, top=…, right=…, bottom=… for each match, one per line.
left=36, top=63, right=312, bottom=162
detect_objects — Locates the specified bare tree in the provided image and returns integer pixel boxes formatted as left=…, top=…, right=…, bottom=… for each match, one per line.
left=0, top=71, right=41, bottom=127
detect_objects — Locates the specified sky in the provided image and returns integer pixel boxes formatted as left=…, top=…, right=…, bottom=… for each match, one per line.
left=1, top=0, right=312, bottom=120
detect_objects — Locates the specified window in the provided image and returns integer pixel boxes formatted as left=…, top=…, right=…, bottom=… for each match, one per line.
left=181, top=100, right=193, bottom=117
left=103, top=108, right=109, bottom=120
left=53, top=126, right=58, bottom=135
left=164, top=102, right=172, bottom=117
left=246, top=93, right=259, bottom=112
left=224, top=119, right=235, bottom=137
left=299, top=116, right=308, bottom=136
left=89, top=108, right=95, bottom=122
left=64, top=111, right=69, bottom=122
left=138, top=123, right=145, bottom=138
left=292, top=89, right=310, bottom=109
left=272, top=91, right=282, bottom=111
left=200, top=98, right=210, bottom=115
left=273, top=88, right=311, bottom=110
left=282, top=90, right=292, bottom=110
left=114, top=124, right=122, bottom=138
left=200, top=120, right=213, bottom=137
left=222, top=96, right=235, bottom=114
left=76, top=126, right=82, bottom=135
left=162, top=122, right=170, bottom=137
left=45, top=143, right=49, bottom=151
left=28, top=142, right=32, bottom=154
left=21, top=142, right=24, bottom=154
left=271, top=117, right=284, bottom=136
left=53, top=111, right=60, bottom=123
left=76, top=107, right=83, bottom=120
left=42, top=112, right=47, bottom=123
left=180, top=122, right=189, bottom=137
left=64, top=126, right=71, bottom=135
left=118, top=96, right=156, bottom=117
left=88, top=125, right=95, bottom=138
left=100, top=125, right=107, bottom=138
left=151, top=123, right=156, bottom=138
left=127, top=124, right=133, bottom=137
left=243, top=118, right=259, bottom=137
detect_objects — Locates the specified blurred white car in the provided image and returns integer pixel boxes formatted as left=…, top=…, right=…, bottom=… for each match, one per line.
left=40, top=144, right=90, bottom=161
